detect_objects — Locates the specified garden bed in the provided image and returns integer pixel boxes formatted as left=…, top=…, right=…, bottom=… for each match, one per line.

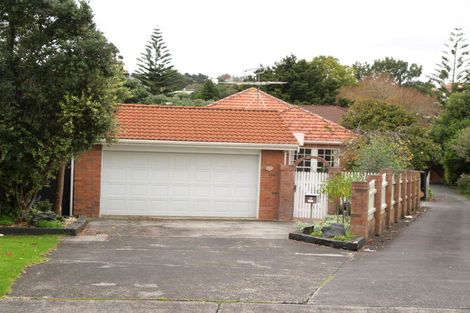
left=0, top=216, right=87, bottom=236
left=289, top=231, right=366, bottom=251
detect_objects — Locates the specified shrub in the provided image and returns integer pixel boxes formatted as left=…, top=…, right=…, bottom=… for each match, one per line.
left=36, top=220, right=64, bottom=228
left=343, top=134, right=412, bottom=173
left=457, top=174, right=470, bottom=196
left=0, top=215, right=15, bottom=226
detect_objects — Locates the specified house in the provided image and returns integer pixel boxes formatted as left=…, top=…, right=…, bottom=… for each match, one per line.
left=298, top=105, right=348, bottom=124
left=209, top=88, right=353, bottom=172
left=72, top=88, right=353, bottom=220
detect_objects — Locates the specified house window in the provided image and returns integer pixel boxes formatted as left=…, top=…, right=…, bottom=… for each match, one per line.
left=294, top=148, right=312, bottom=172
left=317, top=149, right=339, bottom=171
left=294, top=148, right=340, bottom=172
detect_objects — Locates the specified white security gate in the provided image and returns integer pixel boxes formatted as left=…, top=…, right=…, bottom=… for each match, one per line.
left=101, top=150, right=259, bottom=217
left=293, top=171, right=329, bottom=219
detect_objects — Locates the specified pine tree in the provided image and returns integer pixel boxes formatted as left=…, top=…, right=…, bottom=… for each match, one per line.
left=135, top=27, right=178, bottom=95
left=430, top=28, right=470, bottom=100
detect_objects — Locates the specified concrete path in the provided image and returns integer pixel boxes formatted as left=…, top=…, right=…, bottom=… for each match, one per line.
left=311, top=185, right=470, bottom=309
left=2, top=185, right=469, bottom=312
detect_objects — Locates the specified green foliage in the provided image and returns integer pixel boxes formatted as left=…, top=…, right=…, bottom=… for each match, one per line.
left=353, top=57, right=423, bottom=85
left=36, top=220, right=64, bottom=228
left=0, top=0, right=126, bottom=219
left=430, top=28, right=470, bottom=102
left=0, top=235, right=59, bottom=297
left=322, top=174, right=354, bottom=203
left=32, top=200, right=53, bottom=213
left=195, top=80, right=220, bottom=100
left=457, top=174, right=470, bottom=196
left=341, top=100, right=416, bottom=131
left=135, top=27, right=179, bottom=95
left=450, top=127, right=470, bottom=162
left=344, top=135, right=411, bottom=173
left=432, top=93, right=470, bottom=183
left=0, top=215, right=15, bottom=226
left=259, top=55, right=356, bottom=104
left=342, top=100, right=438, bottom=170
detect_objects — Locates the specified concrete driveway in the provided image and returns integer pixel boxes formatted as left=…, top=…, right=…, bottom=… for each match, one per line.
left=9, top=219, right=351, bottom=303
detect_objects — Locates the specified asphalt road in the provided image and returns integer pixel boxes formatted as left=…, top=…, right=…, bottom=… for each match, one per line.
left=311, top=185, right=470, bottom=309
left=2, top=185, right=469, bottom=312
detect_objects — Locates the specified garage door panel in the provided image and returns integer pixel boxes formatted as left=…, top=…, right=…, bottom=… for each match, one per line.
left=150, top=169, right=170, bottom=181
left=130, top=184, right=147, bottom=196
left=103, top=183, right=126, bottom=196
left=130, top=168, right=148, bottom=181
left=149, top=184, right=169, bottom=196
left=102, top=151, right=259, bottom=217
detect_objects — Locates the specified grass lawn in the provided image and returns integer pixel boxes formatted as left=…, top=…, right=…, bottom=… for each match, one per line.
left=0, top=235, right=59, bottom=297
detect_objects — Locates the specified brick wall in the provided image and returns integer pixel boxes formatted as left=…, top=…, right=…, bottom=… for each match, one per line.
left=351, top=170, right=421, bottom=241
left=258, top=150, right=285, bottom=220
left=278, top=165, right=295, bottom=221
left=73, top=145, right=102, bottom=217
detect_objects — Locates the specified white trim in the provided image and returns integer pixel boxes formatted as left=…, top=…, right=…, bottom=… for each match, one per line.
left=99, top=146, right=104, bottom=217
left=69, top=158, right=74, bottom=216
left=113, top=139, right=298, bottom=151
left=103, top=144, right=261, bottom=155
left=256, top=151, right=262, bottom=219
left=304, top=140, right=344, bottom=145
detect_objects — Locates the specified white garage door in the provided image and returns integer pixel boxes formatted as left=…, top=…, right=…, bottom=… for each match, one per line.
left=101, top=151, right=259, bottom=217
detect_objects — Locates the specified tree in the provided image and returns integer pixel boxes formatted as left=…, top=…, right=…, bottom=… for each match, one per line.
left=0, top=0, right=126, bottom=220
left=340, top=75, right=441, bottom=118
left=432, top=92, right=470, bottom=183
left=123, top=77, right=152, bottom=103
left=342, top=134, right=412, bottom=173
left=430, top=28, right=470, bottom=101
left=353, top=57, right=423, bottom=85
left=135, top=27, right=179, bottom=95
left=341, top=99, right=416, bottom=131
left=259, top=55, right=356, bottom=104
left=195, top=80, right=220, bottom=100
left=449, top=127, right=470, bottom=162
left=341, top=100, right=439, bottom=170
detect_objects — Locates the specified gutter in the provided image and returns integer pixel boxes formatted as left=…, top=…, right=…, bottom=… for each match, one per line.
left=110, top=139, right=299, bottom=151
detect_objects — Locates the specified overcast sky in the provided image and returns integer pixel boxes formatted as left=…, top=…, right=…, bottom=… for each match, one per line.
left=89, top=0, right=470, bottom=79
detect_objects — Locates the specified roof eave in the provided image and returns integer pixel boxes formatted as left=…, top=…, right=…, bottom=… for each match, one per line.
left=110, top=139, right=299, bottom=151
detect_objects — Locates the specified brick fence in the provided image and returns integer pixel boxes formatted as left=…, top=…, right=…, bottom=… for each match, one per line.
left=351, top=169, right=421, bottom=240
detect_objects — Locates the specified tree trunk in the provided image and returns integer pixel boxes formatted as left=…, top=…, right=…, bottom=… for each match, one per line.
left=54, top=163, right=66, bottom=216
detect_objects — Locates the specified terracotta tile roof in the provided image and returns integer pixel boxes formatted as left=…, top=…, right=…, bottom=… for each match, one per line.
left=299, top=105, right=349, bottom=124
left=209, top=88, right=354, bottom=143
left=116, top=104, right=298, bottom=145
left=209, top=87, right=294, bottom=110
left=279, top=107, right=353, bottom=142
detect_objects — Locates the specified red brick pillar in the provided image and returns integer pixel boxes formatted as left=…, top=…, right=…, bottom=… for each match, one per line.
left=73, top=145, right=102, bottom=217
left=382, top=169, right=394, bottom=229
left=351, top=181, right=371, bottom=240
left=393, top=173, right=401, bottom=223
left=279, top=165, right=295, bottom=221
left=369, top=173, right=385, bottom=236
left=327, top=167, right=342, bottom=215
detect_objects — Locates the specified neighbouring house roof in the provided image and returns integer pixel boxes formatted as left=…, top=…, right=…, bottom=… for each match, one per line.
left=299, top=105, right=349, bottom=124
left=116, top=104, right=298, bottom=146
left=209, top=88, right=354, bottom=143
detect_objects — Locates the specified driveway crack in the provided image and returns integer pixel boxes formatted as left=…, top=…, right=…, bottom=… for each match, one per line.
left=305, top=253, right=354, bottom=304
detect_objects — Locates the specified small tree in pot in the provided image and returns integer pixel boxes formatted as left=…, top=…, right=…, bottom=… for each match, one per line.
left=321, top=174, right=355, bottom=237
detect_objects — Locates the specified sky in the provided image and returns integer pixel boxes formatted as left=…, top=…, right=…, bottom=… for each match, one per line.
left=88, top=0, right=470, bottom=79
